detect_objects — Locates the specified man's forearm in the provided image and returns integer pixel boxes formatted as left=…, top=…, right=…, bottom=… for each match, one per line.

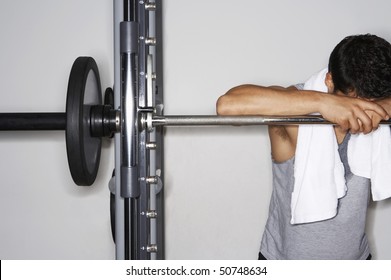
left=216, top=84, right=325, bottom=116
left=216, top=84, right=389, bottom=133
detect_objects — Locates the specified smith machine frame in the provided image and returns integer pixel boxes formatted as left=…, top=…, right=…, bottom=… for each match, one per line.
left=2, top=0, right=391, bottom=260
left=113, top=0, right=164, bottom=260
left=111, top=0, right=334, bottom=260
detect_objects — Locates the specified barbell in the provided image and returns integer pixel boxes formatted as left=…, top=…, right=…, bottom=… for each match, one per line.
left=3, top=56, right=391, bottom=186
left=0, top=57, right=119, bottom=186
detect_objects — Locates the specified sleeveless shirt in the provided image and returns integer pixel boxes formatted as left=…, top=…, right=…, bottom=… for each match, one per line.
left=260, top=133, right=371, bottom=259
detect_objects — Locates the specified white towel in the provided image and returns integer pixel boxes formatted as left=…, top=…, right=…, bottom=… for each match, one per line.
left=348, top=127, right=391, bottom=201
left=291, top=69, right=347, bottom=224
left=291, top=68, right=391, bottom=224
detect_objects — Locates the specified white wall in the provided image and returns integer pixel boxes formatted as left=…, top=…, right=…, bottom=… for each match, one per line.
left=0, top=0, right=390, bottom=260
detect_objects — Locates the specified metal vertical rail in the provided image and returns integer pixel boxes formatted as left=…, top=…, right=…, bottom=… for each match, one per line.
left=120, top=0, right=139, bottom=260
left=116, top=0, right=163, bottom=260
left=154, top=0, right=165, bottom=260
left=139, top=0, right=163, bottom=260
left=137, top=0, right=151, bottom=260
left=113, top=0, right=125, bottom=260
left=147, top=0, right=158, bottom=261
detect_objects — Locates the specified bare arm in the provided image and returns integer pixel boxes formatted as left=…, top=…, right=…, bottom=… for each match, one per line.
left=216, top=84, right=325, bottom=116
left=216, top=84, right=389, bottom=133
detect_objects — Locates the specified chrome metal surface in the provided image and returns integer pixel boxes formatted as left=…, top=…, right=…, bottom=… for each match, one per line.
left=150, top=115, right=391, bottom=127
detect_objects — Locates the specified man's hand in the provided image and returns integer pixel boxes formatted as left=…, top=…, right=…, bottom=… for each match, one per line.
left=365, top=97, right=391, bottom=131
left=319, top=94, right=389, bottom=134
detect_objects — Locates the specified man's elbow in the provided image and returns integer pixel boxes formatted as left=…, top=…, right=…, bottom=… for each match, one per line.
left=216, top=85, right=250, bottom=115
left=216, top=95, right=227, bottom=115
left=216, top=94, right=234, bottom=115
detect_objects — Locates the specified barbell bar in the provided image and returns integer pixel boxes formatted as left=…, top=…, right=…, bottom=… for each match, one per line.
left=0, top=113, right=66, bottom=130
left=140, top=114, right=391, bottom=129
left=5, top=111, right=389, bottom=133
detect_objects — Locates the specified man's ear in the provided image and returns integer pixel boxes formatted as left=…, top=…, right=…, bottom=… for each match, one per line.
left=325, top=72, right=334, bottom=93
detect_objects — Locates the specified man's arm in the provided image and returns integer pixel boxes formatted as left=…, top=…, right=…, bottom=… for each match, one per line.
left=216, top=84, right=323, bottom=116
left=216, top=84, right=389, bottom=133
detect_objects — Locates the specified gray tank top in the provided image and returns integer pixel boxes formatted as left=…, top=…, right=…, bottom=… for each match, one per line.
left=260, top=133, right=371, bottom=259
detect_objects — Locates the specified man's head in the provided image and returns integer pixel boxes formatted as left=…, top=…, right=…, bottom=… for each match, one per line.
left=326, top=34, right=391, bottom=99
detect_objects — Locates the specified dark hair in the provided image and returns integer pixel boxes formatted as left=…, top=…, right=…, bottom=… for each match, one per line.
left=328, top=34, right=391, bottom=98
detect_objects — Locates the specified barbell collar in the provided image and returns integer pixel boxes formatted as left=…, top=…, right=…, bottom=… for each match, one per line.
left=90, top=105, right=121, bottom=138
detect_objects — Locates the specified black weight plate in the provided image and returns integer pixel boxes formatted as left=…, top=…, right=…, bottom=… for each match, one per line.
left=66, top=57, right=102, bottom=186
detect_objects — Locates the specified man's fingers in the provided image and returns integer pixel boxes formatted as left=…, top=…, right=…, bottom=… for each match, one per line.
left=355, top=111, right=373, bottom=134
left=348, top=118, right=361, bottom=134
left=363, top=101, right=389, bottom=120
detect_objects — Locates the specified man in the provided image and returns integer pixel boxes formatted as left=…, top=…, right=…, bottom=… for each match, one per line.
left=216, top=34, right=391, bottom=259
